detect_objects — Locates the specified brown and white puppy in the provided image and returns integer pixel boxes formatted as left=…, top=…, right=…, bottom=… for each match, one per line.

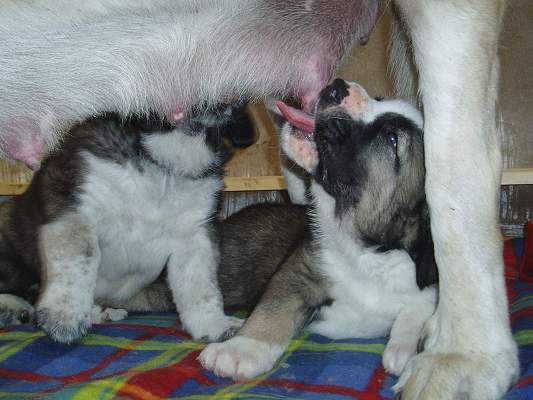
left=0, top=106, right=246, bottom=344
left=200, top=79, right=439, bottom=380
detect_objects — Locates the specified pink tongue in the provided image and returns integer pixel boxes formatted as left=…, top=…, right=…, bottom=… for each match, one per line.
left=276, top=101, right=315, bottom=134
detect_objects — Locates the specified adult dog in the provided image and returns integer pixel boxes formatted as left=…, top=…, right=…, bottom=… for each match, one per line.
left=0, top=1, right=517, bottom=399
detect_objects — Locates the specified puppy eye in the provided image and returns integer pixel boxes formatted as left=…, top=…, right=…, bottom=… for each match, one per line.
left=374, top=96, right=384, bottom=101
left=388, top=132, right=398, bottom=148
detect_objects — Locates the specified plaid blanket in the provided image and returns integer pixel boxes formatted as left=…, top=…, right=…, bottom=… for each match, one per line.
left=0, top=240, right=532, bottom=399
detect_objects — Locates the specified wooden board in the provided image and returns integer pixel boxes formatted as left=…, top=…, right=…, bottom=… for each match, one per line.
left=223, top=102, right=285, bottom=191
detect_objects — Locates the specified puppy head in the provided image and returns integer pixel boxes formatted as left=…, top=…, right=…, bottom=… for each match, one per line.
left=140, top=103, right=241, bottom=176
left=278, top=79, right=425, bottom=220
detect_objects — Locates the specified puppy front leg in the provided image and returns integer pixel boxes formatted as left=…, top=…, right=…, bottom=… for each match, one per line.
left=393, top=1, right=519, bottom=399
left=200, top=247, right=324, bottom=380
left=167, top=230, right=242, bottom=341
left=37, top=213, right=100, bottom=343
left=382, top=287, right=437, bottom=376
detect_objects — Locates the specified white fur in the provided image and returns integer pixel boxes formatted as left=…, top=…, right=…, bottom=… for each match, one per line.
left=0, top=0, right=379, bottom=166
left=200, top=336, right=285, bottom=380
left=389, top=1, right=519, bottom=398
left=309, top=183, right=436, bottom=374
left=91, top=305, right=128, bottom=324
left=279, top=124, right=312, bottom=205
left=364, top=99, right=423, bottom=129
left=142, top=132, right=219, bottom=176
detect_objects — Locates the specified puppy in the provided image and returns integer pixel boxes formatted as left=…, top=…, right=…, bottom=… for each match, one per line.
left=200, top=79, right=438, bottom=379
left=0, top=106, right=244, bottom=343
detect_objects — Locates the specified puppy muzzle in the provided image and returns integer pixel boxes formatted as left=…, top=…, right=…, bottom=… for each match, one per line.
left=318, top=79, right=370, bottom=119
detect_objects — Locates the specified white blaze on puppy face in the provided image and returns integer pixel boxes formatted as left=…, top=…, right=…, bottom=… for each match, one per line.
left=339, top=82, right=370, bottom=119
left=328, top=81, right=423, bottom=130
left=279, top=123, right=318, bottom=174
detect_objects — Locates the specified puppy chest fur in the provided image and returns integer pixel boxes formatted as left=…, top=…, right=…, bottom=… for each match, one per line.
left=79, top=153, right=222, bottom=302
left=310, top=183, right=434, bottom=339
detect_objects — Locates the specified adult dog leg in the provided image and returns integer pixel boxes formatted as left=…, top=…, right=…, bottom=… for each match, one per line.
left=37, top=213, right=100, bottom=343
left=388, top=4, right=418, bottom=105
left=166, top=230, right=242, bottom=341
left=393, top=1, right=519, bottom=398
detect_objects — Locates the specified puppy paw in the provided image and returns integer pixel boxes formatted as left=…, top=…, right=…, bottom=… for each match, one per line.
left=186, top=315, right=244, bottom=342
left=36, top=306, right=90, bottom=344
left=394, top=350, right=519, bottom=400
left=0, top=294, right=34, bottom=327
left=199, top=336, right=284, bottom=380
left=383, top=339, right=417, bottom=376
left=91, top=305, right=128, bottom=324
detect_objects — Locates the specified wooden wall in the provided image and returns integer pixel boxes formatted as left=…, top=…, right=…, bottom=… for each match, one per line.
left=499, top=0, right=533, bottom=236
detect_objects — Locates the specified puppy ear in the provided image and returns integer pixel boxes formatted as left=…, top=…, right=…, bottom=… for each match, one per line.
left=279, top=123, right=318, bottom=174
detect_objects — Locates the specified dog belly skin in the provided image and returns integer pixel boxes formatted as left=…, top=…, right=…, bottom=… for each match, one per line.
left=0, top=0, right=380, bottom=167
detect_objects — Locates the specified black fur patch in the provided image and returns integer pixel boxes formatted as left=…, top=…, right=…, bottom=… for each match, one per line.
left=314, top=113, right=420, bottom=212
left=313, top=111, right=437, bottom=289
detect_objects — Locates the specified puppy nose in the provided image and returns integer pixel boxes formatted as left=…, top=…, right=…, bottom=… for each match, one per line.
left=323, top=78, right=349, bottom=104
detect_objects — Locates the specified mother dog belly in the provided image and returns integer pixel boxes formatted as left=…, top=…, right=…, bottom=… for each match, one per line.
left=0, top=0, right=379, bottom=167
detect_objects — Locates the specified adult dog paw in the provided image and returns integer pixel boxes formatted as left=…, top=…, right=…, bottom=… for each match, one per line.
left=199, top=336, right=284, bottom=380
left=36, top=306, right=90, bottom=344
left=186, top=314, right=244, bottom=342
left=0, top=294, right=34, bottom=327
left=394, top=351, right=519, bottom=400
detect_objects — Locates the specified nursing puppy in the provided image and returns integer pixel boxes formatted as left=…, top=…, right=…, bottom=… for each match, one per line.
left=0, top=106, right=244, bottom=344
left=200, top=79, right=438, bottom=379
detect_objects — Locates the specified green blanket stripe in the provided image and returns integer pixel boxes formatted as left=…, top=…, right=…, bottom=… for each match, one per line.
left=511, top=296, right=533, bottom=312
left=296, top=341, right=385, bottom=355
left=0, top=332, right=44, bottom=362
left=514, top=329, right=533, bottom=346
left=130, top=347, right=191, bottom=373
left=171, top=393, right=301, bottom=400
left=45, top=375, right=131, bottom=400
left=113, top=316, right=177, bottom=327
left=0, top=392, right=42, bottom=399
left=0, top=331, right=385, bottom=355
left=0, top=331, right=45, bottom=341
left=79, top=334, right=205, bottom=351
